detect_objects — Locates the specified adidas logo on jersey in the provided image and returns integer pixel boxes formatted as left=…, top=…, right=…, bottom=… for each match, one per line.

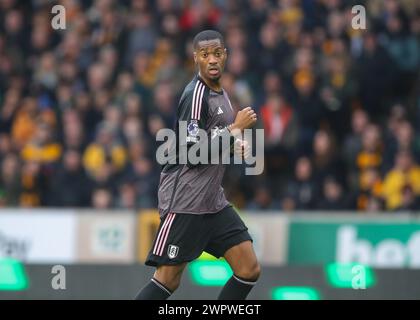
left=217, top=107, right=224, bottom=115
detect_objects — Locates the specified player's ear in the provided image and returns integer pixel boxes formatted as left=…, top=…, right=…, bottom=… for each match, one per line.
left=193, top=52, right=197, bottom=64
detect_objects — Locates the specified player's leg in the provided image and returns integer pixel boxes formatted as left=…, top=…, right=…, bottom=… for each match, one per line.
left=224, top=240, right=260, bottom=280
left=218, top=240, right=261, bottom=300
left=154, top=263, right=188, bottom=291
left=204, top=206, right=261, bottom=300
left=135, top=212, right=210, bottom=300
left=134, top=263, right=187, bottom=300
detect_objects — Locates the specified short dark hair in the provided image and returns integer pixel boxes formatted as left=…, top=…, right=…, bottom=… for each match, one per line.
left=193, top=30, right=225, bottom=49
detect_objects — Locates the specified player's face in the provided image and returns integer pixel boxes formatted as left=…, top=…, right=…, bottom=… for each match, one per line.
left=194, top=39, right=227, bottom=82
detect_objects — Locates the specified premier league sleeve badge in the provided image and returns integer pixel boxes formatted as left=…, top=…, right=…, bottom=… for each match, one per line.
left=186, top=120, right=199, bottom=143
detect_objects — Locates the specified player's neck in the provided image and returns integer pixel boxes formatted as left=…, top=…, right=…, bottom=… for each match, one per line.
left=198, top=73, right=223, bottom=93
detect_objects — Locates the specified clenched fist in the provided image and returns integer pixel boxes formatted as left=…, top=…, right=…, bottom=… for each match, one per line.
left=229, top=107, right=257, bottom=136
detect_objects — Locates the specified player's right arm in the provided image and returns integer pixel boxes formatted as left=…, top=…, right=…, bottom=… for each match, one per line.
left=176, top=82, right=210, bottom=167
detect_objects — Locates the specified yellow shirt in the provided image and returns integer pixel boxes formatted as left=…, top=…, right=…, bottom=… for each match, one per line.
left=83, top=143, right=127, bottom=176
left=21, top=143, right=62, bottom=163
left=382, top=166, right=420, bottom=210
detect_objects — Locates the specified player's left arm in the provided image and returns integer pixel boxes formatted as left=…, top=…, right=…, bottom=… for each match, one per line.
left=207, top=106, right=257, bottom=163
left=178, top=85, right=256, bottom=166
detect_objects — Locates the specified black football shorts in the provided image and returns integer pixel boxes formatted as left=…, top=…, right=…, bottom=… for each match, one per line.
left=145, top=205, right=252, bottom=267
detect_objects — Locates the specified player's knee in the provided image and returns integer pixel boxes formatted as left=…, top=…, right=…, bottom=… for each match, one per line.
left=236, top=261, right=261, bottom=282
left=154, top=268, right=183, bottom=292
left=154, top=274, right=181, bottom=292
left=250, top=262, right=261, bottom=281
left=166, top=277, right=182, bottom=292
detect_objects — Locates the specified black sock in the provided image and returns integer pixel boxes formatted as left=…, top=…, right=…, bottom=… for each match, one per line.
left=218, top=274, right=257, bottom=300
left=134, top=278, right=172, bottom=300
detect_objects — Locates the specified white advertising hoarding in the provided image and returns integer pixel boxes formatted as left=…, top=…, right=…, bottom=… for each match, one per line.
left=242, top=212, right=289, bottom=265
left=76, top=211, right=136, bottom=263
left=0, top=209, right=77, bottom=263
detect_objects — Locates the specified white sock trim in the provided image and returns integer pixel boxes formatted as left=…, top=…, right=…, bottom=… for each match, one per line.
left=233, top=275, right=257, bottom=286
left=151, top=278, right=172, bottom=295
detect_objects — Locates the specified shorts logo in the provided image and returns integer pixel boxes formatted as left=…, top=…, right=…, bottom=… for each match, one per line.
left=168, top=245, right=179, bottom=259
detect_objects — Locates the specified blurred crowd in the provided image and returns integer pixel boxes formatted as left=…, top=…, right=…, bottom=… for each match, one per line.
left=0, top=0, right=420, bottom=212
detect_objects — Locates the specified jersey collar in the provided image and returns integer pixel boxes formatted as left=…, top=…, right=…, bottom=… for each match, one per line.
left=197, top=74, right=224, bottom=95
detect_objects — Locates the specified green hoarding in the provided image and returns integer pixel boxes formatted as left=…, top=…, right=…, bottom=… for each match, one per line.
left=0, top=259, right=28, bottom=291
left=272, top=286, right=321, bottom=300
left=288, top=219, right=420, bottom=268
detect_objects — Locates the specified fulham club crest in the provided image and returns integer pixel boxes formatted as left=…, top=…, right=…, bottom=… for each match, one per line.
left=168, top=245, right=179, bottom=259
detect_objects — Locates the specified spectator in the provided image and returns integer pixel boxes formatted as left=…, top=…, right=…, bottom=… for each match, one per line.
left=82, top=122, right=127, bottom=178
left=286, top=156, right=318, bottom=210
left=311, top=129, right=345, bottom=186
left=21, top=122, right=62, bottom=165
left=355, top=124, right=383, bottom=193
left=92, top=187, right=113, bottom=209
left=61, top=108, right=86, bottom=152
left=382, top=150, right=420, bottom=210
left=320, top=53, right=356, bottom=139
left=356, top=32, right=395, bottom=117
left=11, top=97, right=38, bottom=149
left=291, top=68, right=323, bottom=152
left=0, top=133, right=12, bottom=162
left=0, top=154, right=21, bottom=206
left=343, top=109, right=370, bottom=187
left=365, top=196, right=385, bottom=213
left=0, top=1, right=418, bottom=212
left=49, top=149, right=91, bottom=207
left=115, top=182, right=137, bottom=209
left=254, top=71, right=283, bottom=110
left=383, top=119, right=420, bottom=172
left=247, top=186, right=279, bottom=210
left=261, top=94, right=298, bottom=150
left=226, top=49, right=255, bottom=107
left=19, top=161, right=44, bottom=207
left=317, top=176, right=349, bottom=211
left=356, top=168, right=383, bottom=211
left=0, top=89, right=21, bottom=135
left=382, top=14, right=420, bottom=100
left=395, top=184, right=420, bottom=211
left=123, top=157, right=157, bottom=209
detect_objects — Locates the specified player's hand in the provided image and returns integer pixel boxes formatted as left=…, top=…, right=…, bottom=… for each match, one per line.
left=234, top=139, right=251, bottom=160
left=232, top=107, right=257, bottom=132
